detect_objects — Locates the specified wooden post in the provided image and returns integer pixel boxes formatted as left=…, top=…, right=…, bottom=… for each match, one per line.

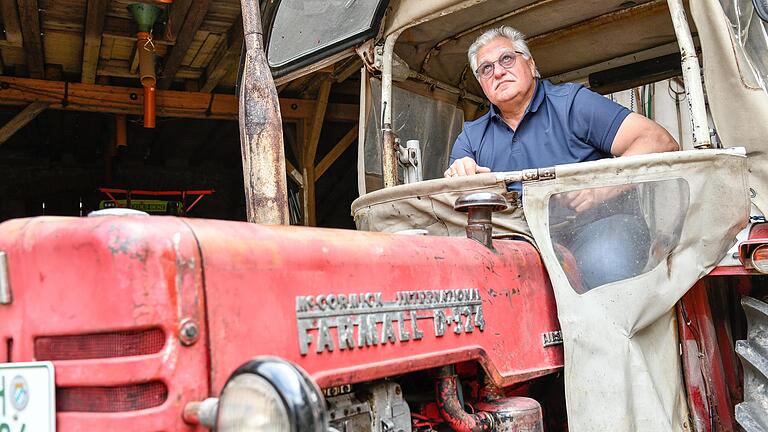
left=302, top=76, right=332, bottom=226
left=0, top=102, right=48, bottom=146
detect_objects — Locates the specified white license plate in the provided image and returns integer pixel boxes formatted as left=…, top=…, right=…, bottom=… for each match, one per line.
left=0, top=362, right=55, bottom=432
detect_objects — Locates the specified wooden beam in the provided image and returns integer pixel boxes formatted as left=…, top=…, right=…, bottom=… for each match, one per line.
left=283, top=120, right=303, bottom=170
left=0, top=101, right=47, bottom=146
left=315, top=124, right=358, bottom=180
left=303, top=77, right=332, bottom=167
left=200, top=16, right=242, bottom=93
left=0, top=0, right=22, bottom=46
left=285, top=159, right=303, bottom=188
left=98, top=59, right=200, bottom=80
left=0, top=76, right=359, bottom=122
left=158, top=0, right=210, bottom=90
left=163, top=0, right=192, bottom=42
left=103, top=16, right=173, bottom=46
left=16, top=0, right=44, bottom=78
left=81, top=0, right=109, bottom=84
left=301, top=77, right=332, bottom=226
left=332, top=57, right=363, bottom=83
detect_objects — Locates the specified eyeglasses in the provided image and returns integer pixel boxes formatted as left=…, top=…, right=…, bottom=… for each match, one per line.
left=475, top=50, right=525, bottom=80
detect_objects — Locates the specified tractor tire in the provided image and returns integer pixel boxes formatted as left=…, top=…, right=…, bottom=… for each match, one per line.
left=735, top=296, right=768, bottom=431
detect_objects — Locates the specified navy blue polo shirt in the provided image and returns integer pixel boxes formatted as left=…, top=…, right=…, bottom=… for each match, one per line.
left=449, top=79, right=631, bottom=190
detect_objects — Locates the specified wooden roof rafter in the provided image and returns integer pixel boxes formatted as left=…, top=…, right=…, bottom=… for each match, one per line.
left=163, top=0, right=192, bottom=42
left=17, top=0, right=44, bottom=79
left=0, top=0, right=22, bottom=46
left=200, top=13, right=242, bottom=93
left=81, top=0, right=110, bottom=84
left=158, top=0, right=210, bottom=89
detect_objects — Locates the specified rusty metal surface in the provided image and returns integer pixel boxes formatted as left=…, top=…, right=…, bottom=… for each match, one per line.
left=239, top=2, right=289, bottom=225
left=736, top=296, right=768, bottom=431
left=382, top=126, right=398, bottom=188
left=435, top=368, right=494, bottom=431
left=0, top=216, right=210, bottom=431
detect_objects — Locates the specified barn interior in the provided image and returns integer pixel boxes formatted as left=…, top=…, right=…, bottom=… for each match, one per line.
left=0, top=0, right=689, bottom=227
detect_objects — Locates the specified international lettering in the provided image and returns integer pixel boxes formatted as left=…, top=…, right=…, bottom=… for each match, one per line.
left=296, top=289, right=485, bottom=355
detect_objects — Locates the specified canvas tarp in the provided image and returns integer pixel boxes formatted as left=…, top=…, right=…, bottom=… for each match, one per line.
left=691, top=0, right=768, bottom=215
left=351, top=172, right=531, bottom=239
left=522, top=148, right=750, bottom=431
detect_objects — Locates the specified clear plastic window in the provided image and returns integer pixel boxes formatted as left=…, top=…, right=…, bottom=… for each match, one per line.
left=268, top=0, right=384, bottom=67
left=548, top=179, right=690, bottom=293
left=364, top=78, right=464, bottom=190
left=721, top=0, right=768, bottom=91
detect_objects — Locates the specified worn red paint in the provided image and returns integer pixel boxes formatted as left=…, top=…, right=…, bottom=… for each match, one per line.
left=185, top=219, right=563, bottom=393
left=0, top=215, right=562, bottom=430
left=678, top=281, right=735, bottom=432
left=0, top=217, right=210, bottom=431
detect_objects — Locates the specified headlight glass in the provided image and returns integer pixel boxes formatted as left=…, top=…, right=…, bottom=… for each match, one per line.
left=752, top=244, right=768, bottom=273
left=216, top=373, right=291, bottom=432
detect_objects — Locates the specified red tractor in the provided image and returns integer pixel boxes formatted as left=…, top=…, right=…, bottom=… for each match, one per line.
left=1, top=0, right=767, bottom=431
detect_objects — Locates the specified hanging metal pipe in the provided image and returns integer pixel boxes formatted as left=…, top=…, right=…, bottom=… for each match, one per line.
left=143, top=86, right=156, bottom=128
left=239, top=0, right=289, bottom=224
left=381, top=29, right=403, bottom=189
left=115, top=114, right=127, bottom=147
left=137, top=31, right=157, bottom=129
left=667, top=0, right=711, bottom=148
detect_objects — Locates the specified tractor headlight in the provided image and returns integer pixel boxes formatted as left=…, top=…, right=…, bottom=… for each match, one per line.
left=751, top=244, right=768, bottom=274
left=217, top=373, right=291, bottom=431
left=216, top=357, right=327, bottom=432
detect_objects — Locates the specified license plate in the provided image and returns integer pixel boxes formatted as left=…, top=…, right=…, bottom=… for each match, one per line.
left=0, top=362, right=55, bottom=432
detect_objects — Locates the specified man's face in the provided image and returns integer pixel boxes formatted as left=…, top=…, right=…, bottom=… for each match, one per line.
left=475, top=37, right=537, bottom=108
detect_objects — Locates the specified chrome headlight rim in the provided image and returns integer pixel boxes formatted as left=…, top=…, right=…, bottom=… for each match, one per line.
left=216, top=356, right=327, bottom=432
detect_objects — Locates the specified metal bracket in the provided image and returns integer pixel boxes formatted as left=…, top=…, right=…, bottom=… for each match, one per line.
left=521, top=167, right=556, bottom=182
left=397, top=139, right=423, bottom=184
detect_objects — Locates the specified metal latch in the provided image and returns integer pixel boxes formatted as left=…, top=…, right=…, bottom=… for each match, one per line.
left=0, top=251, right=12, bottom=305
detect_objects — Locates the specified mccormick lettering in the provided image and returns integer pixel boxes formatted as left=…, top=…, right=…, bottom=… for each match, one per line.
left=296, top=289, right=486, bottom=355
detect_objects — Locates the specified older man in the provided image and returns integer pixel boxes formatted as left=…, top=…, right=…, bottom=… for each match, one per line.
left=446, top=26, right=679, bottom=288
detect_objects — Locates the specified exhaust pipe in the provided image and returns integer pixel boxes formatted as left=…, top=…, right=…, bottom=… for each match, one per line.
left=238, top=0, right=289, bottom=225
left=435, top=366, right=544, bottom=432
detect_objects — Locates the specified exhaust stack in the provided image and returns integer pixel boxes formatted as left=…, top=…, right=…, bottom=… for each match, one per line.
left=238, top=2, right=289, bottom=224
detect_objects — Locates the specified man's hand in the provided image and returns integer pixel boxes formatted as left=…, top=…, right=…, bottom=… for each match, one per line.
left=560, top=185, right=629, bottom=213
left=444, top=157, right=491, bottom=178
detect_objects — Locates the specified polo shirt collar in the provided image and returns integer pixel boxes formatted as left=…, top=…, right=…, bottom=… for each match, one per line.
left=489, top=79, right=545, bottom=119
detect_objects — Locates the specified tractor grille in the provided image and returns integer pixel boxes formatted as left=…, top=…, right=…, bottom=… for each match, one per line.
left=34, top=328, right=165, bottom=361
left=56, top=381, right=168, bottom=412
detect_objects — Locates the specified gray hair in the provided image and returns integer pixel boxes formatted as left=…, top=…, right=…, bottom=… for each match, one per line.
left=468, top=26, right=540, bottom=78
